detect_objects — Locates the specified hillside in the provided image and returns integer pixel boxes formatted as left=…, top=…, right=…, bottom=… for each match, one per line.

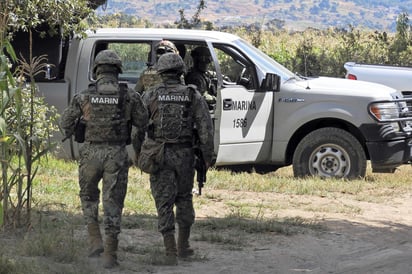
left=97, top=0, right=412, bottom=32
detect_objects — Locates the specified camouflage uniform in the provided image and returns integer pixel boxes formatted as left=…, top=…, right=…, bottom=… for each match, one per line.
left=140, top=53, right=214, bottom=263
left=186, top=46, right=217, bottom=108
left=135, top=40, right=179, bottom=95
left=60, top=50, right=148, bottom=268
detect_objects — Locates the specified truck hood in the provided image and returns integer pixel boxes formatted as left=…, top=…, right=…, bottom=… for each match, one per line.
left=291, top=76, right=400, bottom=99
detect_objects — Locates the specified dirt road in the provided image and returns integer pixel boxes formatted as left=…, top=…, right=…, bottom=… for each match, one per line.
left=100, top=190, right=412, bottom=274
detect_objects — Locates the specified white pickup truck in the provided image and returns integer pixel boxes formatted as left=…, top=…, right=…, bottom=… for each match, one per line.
left=344, top=62, right=412, bottom=92
left=26, top=28, right=412, bottom=179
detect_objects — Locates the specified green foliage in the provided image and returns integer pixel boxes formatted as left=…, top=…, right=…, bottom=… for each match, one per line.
left=92, top=13, right=153, bottom=28
left=389, top=12, right=412, bottom=65
left=0, top=156, right=409, bottom=272
left=0, top=0, right=61, bottom=229
left=174, top=0, right=213, bottom=30
left=3, top=0, right=412, bottom=234
left=90, top=5, right=412, bottom=76
left=0, top=255, right=29, bottom=274
left=232, top=13, right=412, bottom=77
left=8, top=0, right=95, bottom=37
left=0, top=52, right=60, bottom=228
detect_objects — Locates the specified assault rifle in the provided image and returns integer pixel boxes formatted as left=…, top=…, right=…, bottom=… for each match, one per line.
left=194, top=147, right=206, bottom=195
left=61, top=117, right=86, bottom=143
left=193, top=128, right=207, bottom=195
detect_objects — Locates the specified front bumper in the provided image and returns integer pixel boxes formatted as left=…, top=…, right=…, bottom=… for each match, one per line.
left=366, top=138, right=412, bottom=172
left=361, top=123, right=412, bottom=172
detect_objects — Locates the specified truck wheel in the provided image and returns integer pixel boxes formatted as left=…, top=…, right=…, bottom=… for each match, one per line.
left=292, top=127, right=366, bottom=179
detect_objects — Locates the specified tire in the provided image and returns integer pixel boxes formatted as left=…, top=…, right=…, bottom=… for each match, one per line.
left=292, top=127, right=366, bottom=179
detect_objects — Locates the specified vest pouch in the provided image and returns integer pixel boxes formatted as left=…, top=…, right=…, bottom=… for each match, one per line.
left=138, top=139, right=165, bottom=173
left=74, top=118, right=86, bottom=143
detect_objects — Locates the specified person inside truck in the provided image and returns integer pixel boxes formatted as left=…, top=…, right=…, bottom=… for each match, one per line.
left=134, top=40, right=180, bottom=95
left=186, top=46, right=217, bottom=110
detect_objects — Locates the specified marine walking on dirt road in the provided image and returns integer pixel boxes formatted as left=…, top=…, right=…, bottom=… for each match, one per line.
left=60, top=49, right=148, bottom=269
left=137, top=52, right=214, bottom=265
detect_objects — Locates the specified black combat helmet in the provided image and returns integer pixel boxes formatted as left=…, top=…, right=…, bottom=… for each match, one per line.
left=93, top=49, right=123, bottom=73
left=156, top=52, right=185, bottom=74
left=155, top=40, right=178, bottom=55
left=191, top=46, right=212, bottom=64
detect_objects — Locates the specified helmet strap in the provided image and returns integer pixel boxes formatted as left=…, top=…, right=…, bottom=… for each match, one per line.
left=96, top=65, right=119, bottom=75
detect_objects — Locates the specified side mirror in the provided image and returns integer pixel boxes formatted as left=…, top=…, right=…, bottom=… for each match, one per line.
left=260, top=73, right=281, bottom=92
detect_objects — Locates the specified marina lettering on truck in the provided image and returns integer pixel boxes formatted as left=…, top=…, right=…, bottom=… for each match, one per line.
left=20, top=28, right=412, bottom=179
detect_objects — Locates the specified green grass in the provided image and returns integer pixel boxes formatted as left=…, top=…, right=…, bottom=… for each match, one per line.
left=206, top=165, right=412, bottom=199
left=1, top=156, right=411, bottom=273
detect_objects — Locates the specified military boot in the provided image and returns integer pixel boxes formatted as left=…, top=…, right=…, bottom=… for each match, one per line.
left=163, top=233, right=178, bottom=265
left=177, top=227, right=194, bottom=258
left=103, top=236, right=119, bottom=269
left=87, top=223, right=104, bottom=257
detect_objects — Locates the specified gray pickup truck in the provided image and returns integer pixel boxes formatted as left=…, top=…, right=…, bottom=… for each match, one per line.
left=344, top=62, right=412, bottom=92
left=32, top=28, right=412, bottom=179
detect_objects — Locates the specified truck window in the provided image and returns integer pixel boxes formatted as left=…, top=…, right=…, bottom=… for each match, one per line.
left=212, top=45, right=258, bottom=90
left=93, top=42, right=151, bottom=84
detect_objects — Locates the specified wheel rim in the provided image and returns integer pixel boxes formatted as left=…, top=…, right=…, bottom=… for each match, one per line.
left=308, top=144, right=350, bottom=178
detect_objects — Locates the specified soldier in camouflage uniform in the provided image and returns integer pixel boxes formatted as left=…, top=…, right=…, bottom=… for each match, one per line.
left=134, top=40, right=179, bottom=95
left=186, top=46, right=217, bottom=109
left=139, top=53, right=214, bottom=264
left=60, top=50, right=148, bottom=269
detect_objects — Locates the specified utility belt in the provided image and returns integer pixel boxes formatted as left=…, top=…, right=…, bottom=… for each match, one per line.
left=164, top=142, right=193, bottom=149
left=87, top=141, right=127, bottom=146
left=148, top=126, right=193, bottom=146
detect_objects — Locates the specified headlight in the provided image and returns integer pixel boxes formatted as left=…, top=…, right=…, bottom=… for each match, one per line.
left=369, top=102, right=399, bottom=122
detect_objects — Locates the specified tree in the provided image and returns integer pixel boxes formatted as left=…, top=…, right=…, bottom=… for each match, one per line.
left=175, top=0, right=213, bottom=30
left=9, top=0, right=99, bottom=37
left=0, top=0, right=100, bottom=229
left=389, top=12, right=412, bottom=65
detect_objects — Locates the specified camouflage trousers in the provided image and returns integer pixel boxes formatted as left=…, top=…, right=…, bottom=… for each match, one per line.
left=79, top=143, right=129, bottom=238
left=149, top=144, right=195, bottom=235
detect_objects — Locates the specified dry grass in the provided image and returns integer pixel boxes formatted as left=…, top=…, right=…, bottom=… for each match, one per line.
left=0, top=157, right=411, bottom=273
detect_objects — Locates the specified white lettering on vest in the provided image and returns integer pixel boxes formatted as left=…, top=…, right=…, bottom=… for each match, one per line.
left=158, top=94, right=190, bottom=102
left=90, top=96, right=119, bottom=104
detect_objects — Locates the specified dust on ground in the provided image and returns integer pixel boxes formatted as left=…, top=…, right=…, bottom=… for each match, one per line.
left=2, top=181, right=412, bottom=274
left=100, top=189, right=412, bottom=274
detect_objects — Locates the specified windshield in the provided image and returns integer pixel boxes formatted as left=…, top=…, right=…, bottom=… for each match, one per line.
left=233, top=39, right=295, bottom=81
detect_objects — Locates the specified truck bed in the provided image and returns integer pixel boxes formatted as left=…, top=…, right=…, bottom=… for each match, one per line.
left=344, top=62, right=412, bottom=92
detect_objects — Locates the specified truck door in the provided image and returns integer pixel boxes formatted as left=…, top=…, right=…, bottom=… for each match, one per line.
left=211, top=44, right=274, bottom=165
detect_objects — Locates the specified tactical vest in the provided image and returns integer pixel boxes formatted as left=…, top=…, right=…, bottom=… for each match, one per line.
left=83, top=83, right=130, bottom=143
left=141, top=68, right=162, bottom=90
left=186, top=70, right=209, bottom=94
left=150, top=84, right=194, bottom=143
